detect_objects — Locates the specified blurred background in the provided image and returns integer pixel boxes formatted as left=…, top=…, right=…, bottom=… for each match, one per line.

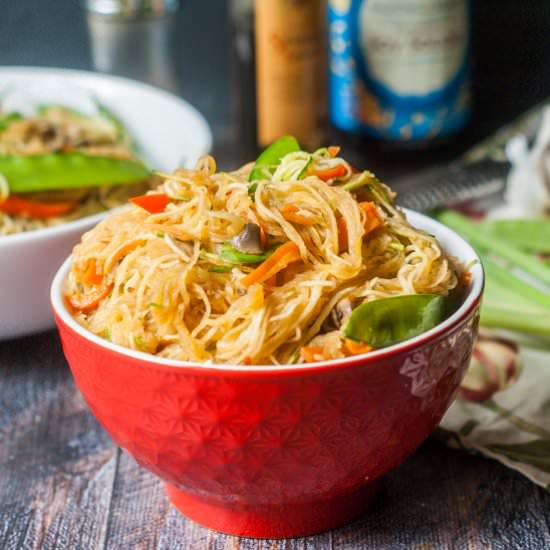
left=1, top=0, right=549, bottom=176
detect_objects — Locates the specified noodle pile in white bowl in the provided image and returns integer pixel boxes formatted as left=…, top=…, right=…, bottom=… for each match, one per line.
left=0, top=67, right=211, bottom=340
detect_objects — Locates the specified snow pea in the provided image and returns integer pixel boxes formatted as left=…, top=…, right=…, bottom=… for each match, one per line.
left=341, top=170, right=380, bottom=192
left=208, top=266, right=233, bottom=273
left=343, top=294, right=446, bottom=348
left=297, top=155, right=313, bottom=179
left=220, top=243, right=271, bottom=264
left=342, top=171, right=395, bottom=213
left=1, top=152, right=151, bottom=194
left=248, top=135, right=301, bottom=193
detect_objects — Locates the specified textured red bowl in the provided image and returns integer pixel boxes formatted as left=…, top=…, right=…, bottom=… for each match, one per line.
left=51, top=211, right=483, bottom=538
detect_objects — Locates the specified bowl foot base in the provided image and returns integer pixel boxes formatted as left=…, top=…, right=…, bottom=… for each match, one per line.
left=165, top=479, right=383, bottom=538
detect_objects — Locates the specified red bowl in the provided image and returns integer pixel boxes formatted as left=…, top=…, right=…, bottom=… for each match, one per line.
left=51, top=210, right=483, bottom=538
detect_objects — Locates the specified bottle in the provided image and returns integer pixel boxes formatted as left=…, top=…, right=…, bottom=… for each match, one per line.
left=328, top=0, right=471, bottom=147
left=232, top=0, right=327, bottom=152
left=231, top=0, right=257, bottom=156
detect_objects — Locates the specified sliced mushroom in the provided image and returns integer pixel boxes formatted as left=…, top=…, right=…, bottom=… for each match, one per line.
left=230, top=223, right=264, bottom=254
left=332, top=298, right=353, bottom=327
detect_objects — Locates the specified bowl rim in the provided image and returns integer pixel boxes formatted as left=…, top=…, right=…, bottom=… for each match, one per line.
left=0, top=66, right=212, bottom=248
left=51, top=209, right=484, bottom=374
left=0, top=210, right=111, bottom=248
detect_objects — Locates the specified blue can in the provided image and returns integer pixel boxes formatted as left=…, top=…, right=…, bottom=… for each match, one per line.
left=328, top=0, right=471, bottom=142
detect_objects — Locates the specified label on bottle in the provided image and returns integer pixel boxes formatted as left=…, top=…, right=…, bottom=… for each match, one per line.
left=329, top=0, right=471, bottom=141
left=255, top=0, right=326, bottom=148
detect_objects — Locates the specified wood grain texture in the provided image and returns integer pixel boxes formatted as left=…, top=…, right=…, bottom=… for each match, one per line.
left=1, top=331, right=549, bottom=550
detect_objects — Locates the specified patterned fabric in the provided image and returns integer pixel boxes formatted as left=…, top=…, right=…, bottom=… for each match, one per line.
left=440, top=338, right=550, bottom=490
left=437, top=101, right=550, bottom=490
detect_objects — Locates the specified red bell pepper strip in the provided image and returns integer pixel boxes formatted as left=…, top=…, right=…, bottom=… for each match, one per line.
left=130, top=193, right=170, bottom=214
left=0, top=195, right=76, bottom=219
left=311, top=164, right=348, bottom=181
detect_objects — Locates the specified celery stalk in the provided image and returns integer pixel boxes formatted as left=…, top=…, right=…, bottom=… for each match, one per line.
left=481, top=305, right=550, bottom=336
left=438, top=210, right=550, bottom=286
left=482, top=255, right=550, bottom=309
left=481, top=219, right=550, bottom=253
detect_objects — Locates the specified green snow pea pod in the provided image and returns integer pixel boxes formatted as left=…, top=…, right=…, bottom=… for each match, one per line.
left=343, top=294, right=447, bottom=348
left=342, top=170, right=381, bottom=192
left=208, top=266, right=233, bottom=273
left=248, top=135, right=301, bottom=193
left=1, top=152, right=151, bottom=194
left=220, top=243, right=271, bottom=264
left=297, top=155, right=313, bottom=179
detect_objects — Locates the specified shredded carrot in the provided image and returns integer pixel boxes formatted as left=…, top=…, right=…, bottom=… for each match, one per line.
left=344, top=339, right=373, bottom=355
left=104, top=239, right=147, bottom=273
left=300, top=346, right=325, bottom=363
left=131, top=193, right=170, bottom=214
left=258, top=219, right=269, bottom=249
left=243, top=356, right=253, bottom=366
left=337, top=216, right=348, bottom=253
left=359, top=201, right=382, bottom=234
left=241, top=241, right=301, bottom=287
left=328, top=146, right=341, bottom=157
left=312, top=164, right=348, bottom=181
left=81, top=258, right=104, bottom=285
left=459, top=269, right=472, bottom=287
left=0, top=195, right=76, bottom=219
left=279, top=261, right=302, bottom=285
left=279, top=204, right=316, bottom=225
left=68, top=284, right=113, bottom=314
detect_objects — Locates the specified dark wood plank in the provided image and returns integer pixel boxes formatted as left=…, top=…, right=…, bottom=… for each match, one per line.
left=104, top=452, right=170, bottom=550
left=0, top=331, right=118, bottom=550
left=98, top=438, right=550, bottom=550
left=104, top=451, right=334, bottom=550
left=330, top=440, right=550, bottom=550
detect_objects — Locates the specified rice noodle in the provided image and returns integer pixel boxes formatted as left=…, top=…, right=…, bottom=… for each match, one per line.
left=66, top=149, right=460, bottom=365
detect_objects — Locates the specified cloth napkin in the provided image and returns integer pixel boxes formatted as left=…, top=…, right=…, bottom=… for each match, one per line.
left=437, top=103, right=550, bottom=491
left=439, top=333, right=550, bottom=490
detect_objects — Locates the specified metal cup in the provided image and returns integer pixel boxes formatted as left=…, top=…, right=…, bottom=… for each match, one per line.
left=84, top=0, right=180, bottom=93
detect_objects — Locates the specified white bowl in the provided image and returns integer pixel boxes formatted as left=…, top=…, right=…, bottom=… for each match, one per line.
left=0, top=67, right=212, bottom=340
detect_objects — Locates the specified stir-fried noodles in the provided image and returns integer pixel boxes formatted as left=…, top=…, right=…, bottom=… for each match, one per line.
left=0, top=106, right=150, bottom=236
left=66, top=145, right=462, bottom=365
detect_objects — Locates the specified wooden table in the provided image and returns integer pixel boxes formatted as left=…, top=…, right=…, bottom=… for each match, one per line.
left=2, top=331, right=550, bottom=549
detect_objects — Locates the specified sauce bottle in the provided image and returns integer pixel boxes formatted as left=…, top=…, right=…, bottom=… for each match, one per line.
left=232, top=0, right=327, bottom=152
left=328, top=0, right=471, bottom=147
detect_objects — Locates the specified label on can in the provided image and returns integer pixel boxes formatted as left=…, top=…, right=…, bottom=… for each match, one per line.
left=329, top=0, right=471, bottom=141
